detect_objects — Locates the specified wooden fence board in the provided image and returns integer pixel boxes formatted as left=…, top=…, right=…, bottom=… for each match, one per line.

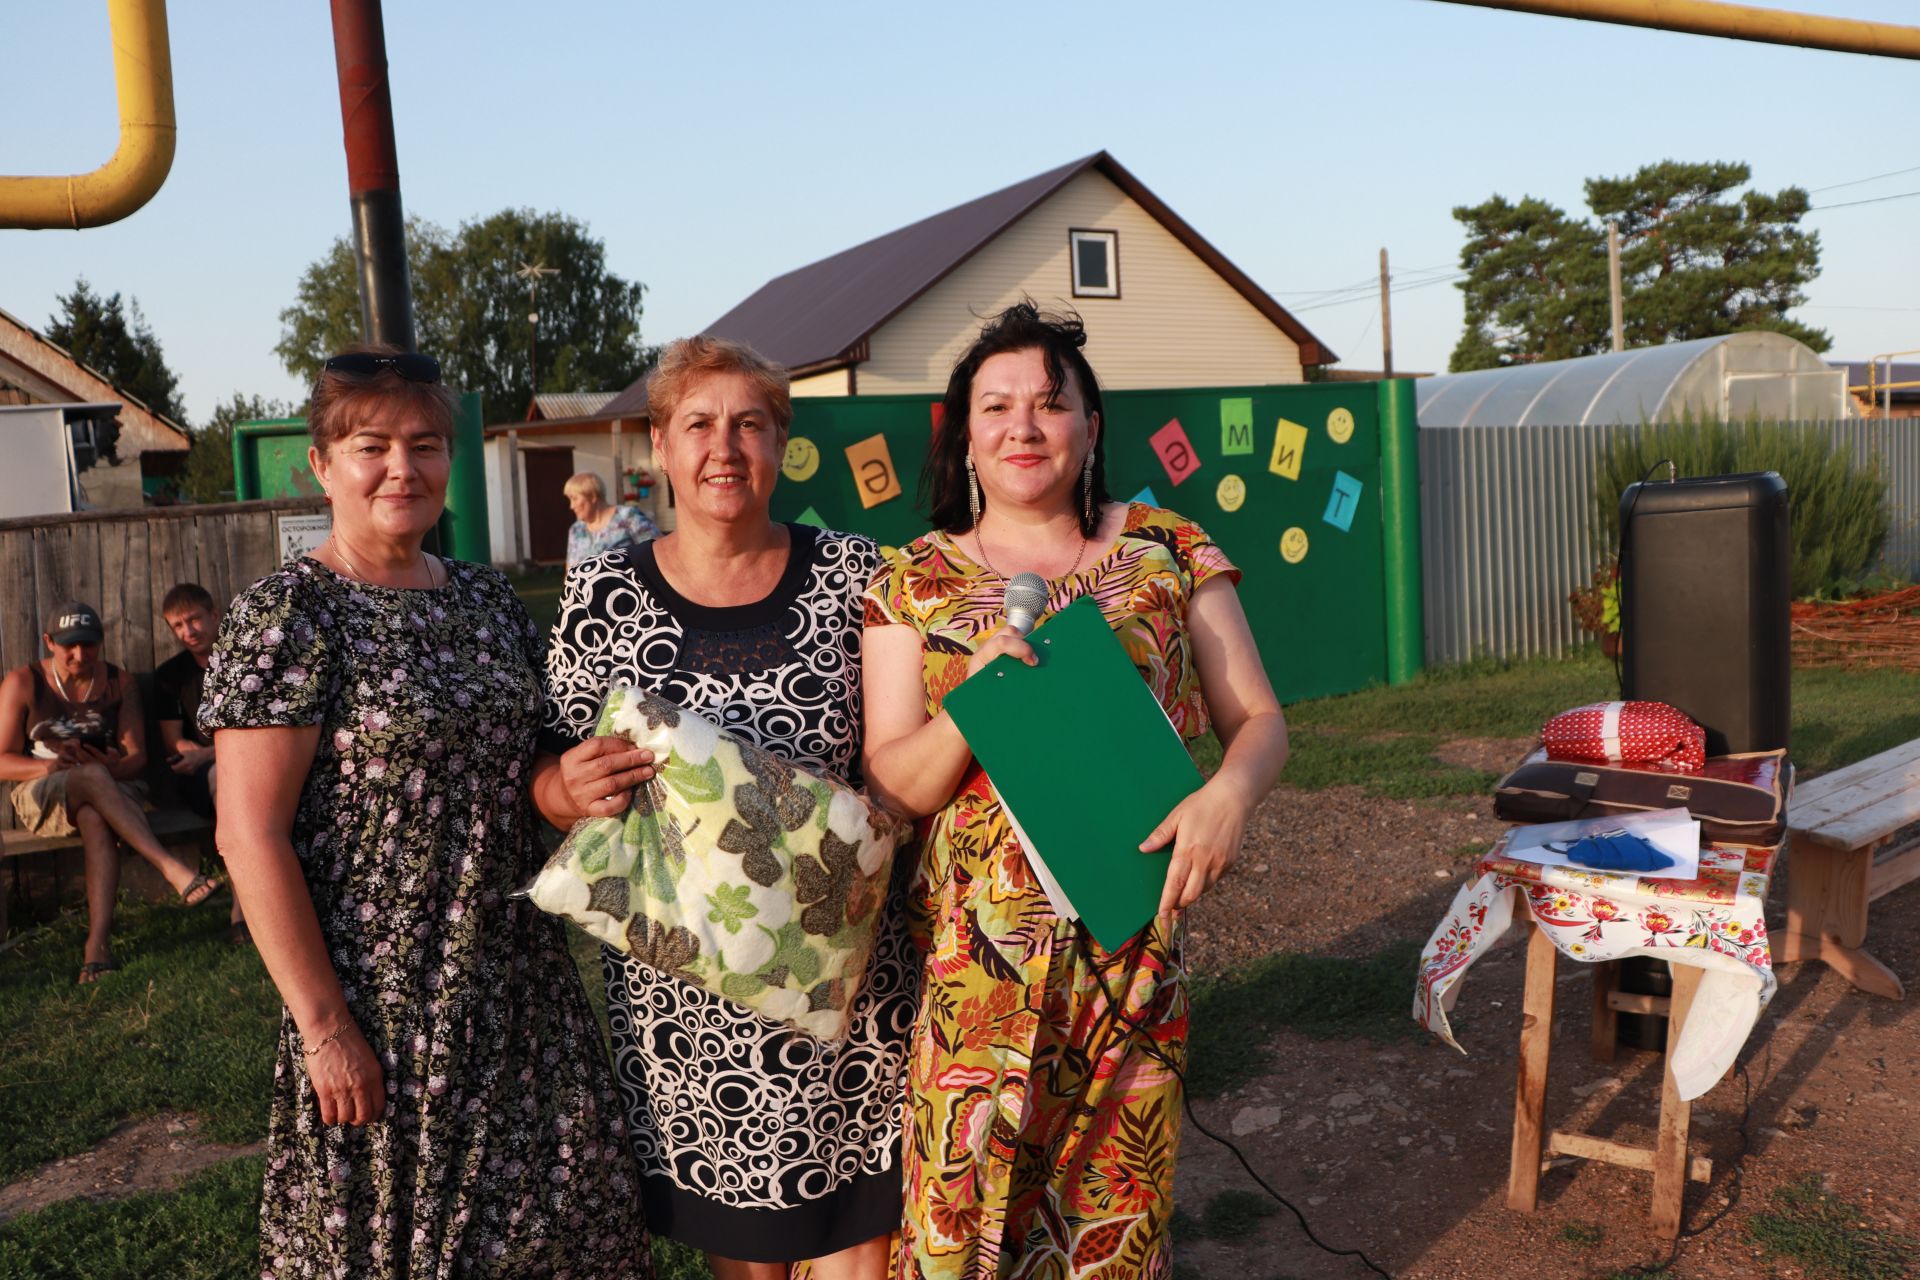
left=0, top=498, right=325, bottom=678
left=99, top=520, right=154, bottom=673
left=0, top=532, right=37, bottom=672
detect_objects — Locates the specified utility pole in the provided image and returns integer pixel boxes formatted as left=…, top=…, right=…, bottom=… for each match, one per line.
left=516, top=260, right=559, bottom=399
left=1379, top=248, right=1395, bottom=378
left=1608, top=222, right=1625, bottom=352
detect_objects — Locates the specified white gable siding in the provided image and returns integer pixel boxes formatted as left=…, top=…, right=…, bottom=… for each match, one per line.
left=790, top=368, right=852, bottom=397
left=857, top=170, right=1304, bottom=394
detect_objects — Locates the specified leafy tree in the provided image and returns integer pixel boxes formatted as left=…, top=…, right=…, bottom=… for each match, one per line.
left=276, top=210, right=651, bottom=420
left=179, top=393, right=291, bottom=505
left=46, top=278, right=188, bottom=422
left=1451, top=161, right=1826, bottom=372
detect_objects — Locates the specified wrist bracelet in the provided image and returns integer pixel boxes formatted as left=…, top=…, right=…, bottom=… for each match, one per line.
left=302, top=1024, right=349, bottom=1058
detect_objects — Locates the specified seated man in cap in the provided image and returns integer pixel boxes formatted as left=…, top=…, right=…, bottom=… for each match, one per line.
left=154, top=582, right=247, bottom=944
left=0, top=602, right=223, bottom=983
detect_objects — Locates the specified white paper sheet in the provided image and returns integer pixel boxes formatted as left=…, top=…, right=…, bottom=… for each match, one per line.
left=1501, top=808, right=1701, bottom=881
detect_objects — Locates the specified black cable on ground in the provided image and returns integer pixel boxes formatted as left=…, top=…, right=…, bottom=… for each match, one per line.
left=1078, top=923, right=1395, bottom=1278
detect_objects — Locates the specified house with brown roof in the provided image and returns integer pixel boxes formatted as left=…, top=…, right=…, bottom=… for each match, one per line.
left=485, top=152, right=1332, bottom=564
left=0, top=305, right=193, bottom=513
left=600, top=150, right=1331, bottom=418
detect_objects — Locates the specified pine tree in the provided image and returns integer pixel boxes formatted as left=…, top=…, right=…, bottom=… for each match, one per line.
left=46, top=279, right=188, bottom=422
left=1450, top=161, right=1826, bottom=371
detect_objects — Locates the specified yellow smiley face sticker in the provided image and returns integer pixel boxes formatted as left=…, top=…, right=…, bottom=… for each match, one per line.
left=781, top=436, right=820, bottom=482
left=1215, top=473, right=1246, bottom=513
left=1280, top=526, right=1309, bottom=564
left=1327, top=407, right=1355, bottom=445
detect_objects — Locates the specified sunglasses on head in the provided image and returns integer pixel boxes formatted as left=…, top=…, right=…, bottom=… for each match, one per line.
left=322, top=352, right=442, bottom=383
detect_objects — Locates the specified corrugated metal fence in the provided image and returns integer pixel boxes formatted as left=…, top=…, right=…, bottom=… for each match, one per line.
left=1418, top=420, right=1920, bottom=666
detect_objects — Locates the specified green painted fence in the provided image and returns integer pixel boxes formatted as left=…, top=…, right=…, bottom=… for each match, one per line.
left=774, top=380, right=1423, bottom=703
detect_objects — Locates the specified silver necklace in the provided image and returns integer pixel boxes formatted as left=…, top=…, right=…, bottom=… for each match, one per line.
left=971, top=518, right=1090, bottom=582
left=47, top=660, right=99, bottom=704
left=327, top=537, right=437, bottom=589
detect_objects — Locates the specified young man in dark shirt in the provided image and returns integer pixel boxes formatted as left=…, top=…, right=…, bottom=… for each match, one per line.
left=156, top=583, right=248, bottom=944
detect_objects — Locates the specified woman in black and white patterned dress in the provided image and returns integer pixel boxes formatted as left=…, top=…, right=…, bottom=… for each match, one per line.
left=530, top=336, right=913, bottom=1279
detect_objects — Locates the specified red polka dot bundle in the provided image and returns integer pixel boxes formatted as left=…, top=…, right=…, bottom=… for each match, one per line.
left=1541, top=700, right=1706, bottom=773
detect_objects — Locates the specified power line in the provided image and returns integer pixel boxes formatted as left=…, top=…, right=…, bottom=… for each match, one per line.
left=1808, top=188, right=1920, bottom=212
left=1290, top=271, right=1467, bottom=314
left=1275, top=264, right=1459, bottom=303
left=1809, top=162, right=1920, bottom=193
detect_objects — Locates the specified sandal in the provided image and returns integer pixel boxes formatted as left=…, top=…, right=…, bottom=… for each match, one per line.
left=76, top=959, right=119, bottom=985
left=226, top=921, right=252, bottom=947
left=177, top=872, right=224, bottom=908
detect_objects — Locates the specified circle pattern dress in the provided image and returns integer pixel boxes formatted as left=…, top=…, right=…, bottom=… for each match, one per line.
left=201, top=557, right=653, bottom=1280
left=541, top=524, right=916, bottom=1262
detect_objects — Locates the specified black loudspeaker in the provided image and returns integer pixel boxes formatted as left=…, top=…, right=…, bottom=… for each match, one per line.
left=1619, top=471, right=1792, bottom=757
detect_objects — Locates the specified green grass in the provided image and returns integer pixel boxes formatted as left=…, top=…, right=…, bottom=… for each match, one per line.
left=0, top=1155, right=714, bottom=1280
left=1185, top=941, right=1422, bottom=1098
left=0, top=898, right=280, bottom=1181
left=1280, top=647, right=1920, bottom=782
left=1287, top=650, right=1615, bottom=739
left=505, top=564, right=567, bottom=632
left=0, top=1156, right=263, bottom=1280
left=1747, top=1175, right=1918, bottom=1280
left=1791, top=666, right=1920, bottom=777
left=1282, top=729, right=1500, bottom=799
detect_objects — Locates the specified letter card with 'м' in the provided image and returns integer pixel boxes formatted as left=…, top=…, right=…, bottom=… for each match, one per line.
left=943, top=595, right=1206, bottom=952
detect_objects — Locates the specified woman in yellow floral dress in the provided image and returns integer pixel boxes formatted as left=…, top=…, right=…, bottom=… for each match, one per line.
left=861, top=304, right=1290, bottom=1279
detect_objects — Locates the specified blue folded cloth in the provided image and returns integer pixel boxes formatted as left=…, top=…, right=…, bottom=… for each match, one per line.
left=1555, top=830, right=1675, bottom=873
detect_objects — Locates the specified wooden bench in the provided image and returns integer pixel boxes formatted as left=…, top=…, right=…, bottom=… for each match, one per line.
left=1782, top=738, right=1920, bottom=999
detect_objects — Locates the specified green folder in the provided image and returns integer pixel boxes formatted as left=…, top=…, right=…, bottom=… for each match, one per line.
left=943, top=595, right=1206, bottom=951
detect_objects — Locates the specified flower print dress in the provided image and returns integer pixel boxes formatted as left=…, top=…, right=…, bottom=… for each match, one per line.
left=567, top=504, right=659, bottom=566
left=200, top=557, right=652, bottom=1280
left=862, top=503, right=1239, bottom=1280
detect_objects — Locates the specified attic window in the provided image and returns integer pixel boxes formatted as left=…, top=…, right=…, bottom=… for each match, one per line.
left=1069, top=229, right=1119, bottom=298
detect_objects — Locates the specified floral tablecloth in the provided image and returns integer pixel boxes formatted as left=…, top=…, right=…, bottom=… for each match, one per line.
left=1415, top=832, right=1778, bottom=1101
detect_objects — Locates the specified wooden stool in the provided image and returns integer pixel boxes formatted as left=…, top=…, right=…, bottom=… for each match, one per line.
left=1781, top=739, right=1920, bottom=1000
left=1507, top=923, right=1711, bottom=1239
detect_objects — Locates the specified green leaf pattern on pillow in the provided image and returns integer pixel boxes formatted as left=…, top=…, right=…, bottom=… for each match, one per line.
left=524, top=686, right=905, bottom=1040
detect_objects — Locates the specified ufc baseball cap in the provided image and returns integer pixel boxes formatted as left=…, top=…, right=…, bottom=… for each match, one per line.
left=46, top=603, right=104, bottom=646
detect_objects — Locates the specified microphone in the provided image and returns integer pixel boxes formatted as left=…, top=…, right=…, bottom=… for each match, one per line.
left=1002, top=572, right=1049, bottom=637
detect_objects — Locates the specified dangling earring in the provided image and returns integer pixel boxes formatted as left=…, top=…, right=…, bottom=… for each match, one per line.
left=1081, top=452, right=1095, bottom=525
left=966, top=456, right=981, bottom=524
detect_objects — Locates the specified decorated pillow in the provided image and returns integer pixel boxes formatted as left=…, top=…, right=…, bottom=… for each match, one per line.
left=1542, top=700, right=1705, bottom=774
left=521, top=687, right=905, bottom=1040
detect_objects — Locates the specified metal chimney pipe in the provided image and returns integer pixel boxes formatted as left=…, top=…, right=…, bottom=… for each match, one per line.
left=330, top=0, right=416, bottom=350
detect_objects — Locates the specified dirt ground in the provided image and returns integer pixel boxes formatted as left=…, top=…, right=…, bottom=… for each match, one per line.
left=8, top=733, right=1919, bottom=1280
left=1178, top=740, right=1920, bottom=1278
left=0, top=1114, right=261, bottom=1224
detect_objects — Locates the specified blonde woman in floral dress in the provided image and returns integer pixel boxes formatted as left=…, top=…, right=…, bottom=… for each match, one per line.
left=861, top=304, right=1290, bottom=1278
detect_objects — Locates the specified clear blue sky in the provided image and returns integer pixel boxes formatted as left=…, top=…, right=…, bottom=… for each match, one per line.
left=4, top=0, right=1916, bottom=424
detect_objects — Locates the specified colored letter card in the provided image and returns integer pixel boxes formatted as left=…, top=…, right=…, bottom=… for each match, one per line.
left=1150, top=419, right=1201, bottom=486
left=1220, top=398, right=1255, bottom=456
left=1323, top=470, right=1363, bottom=532
left=1269, top=419, right=1307, bottom=481
left=844, top=434, right=902, bottom=508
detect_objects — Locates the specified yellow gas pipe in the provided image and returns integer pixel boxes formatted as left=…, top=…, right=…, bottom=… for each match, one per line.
left=0, top=0, right=176, bottom=230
